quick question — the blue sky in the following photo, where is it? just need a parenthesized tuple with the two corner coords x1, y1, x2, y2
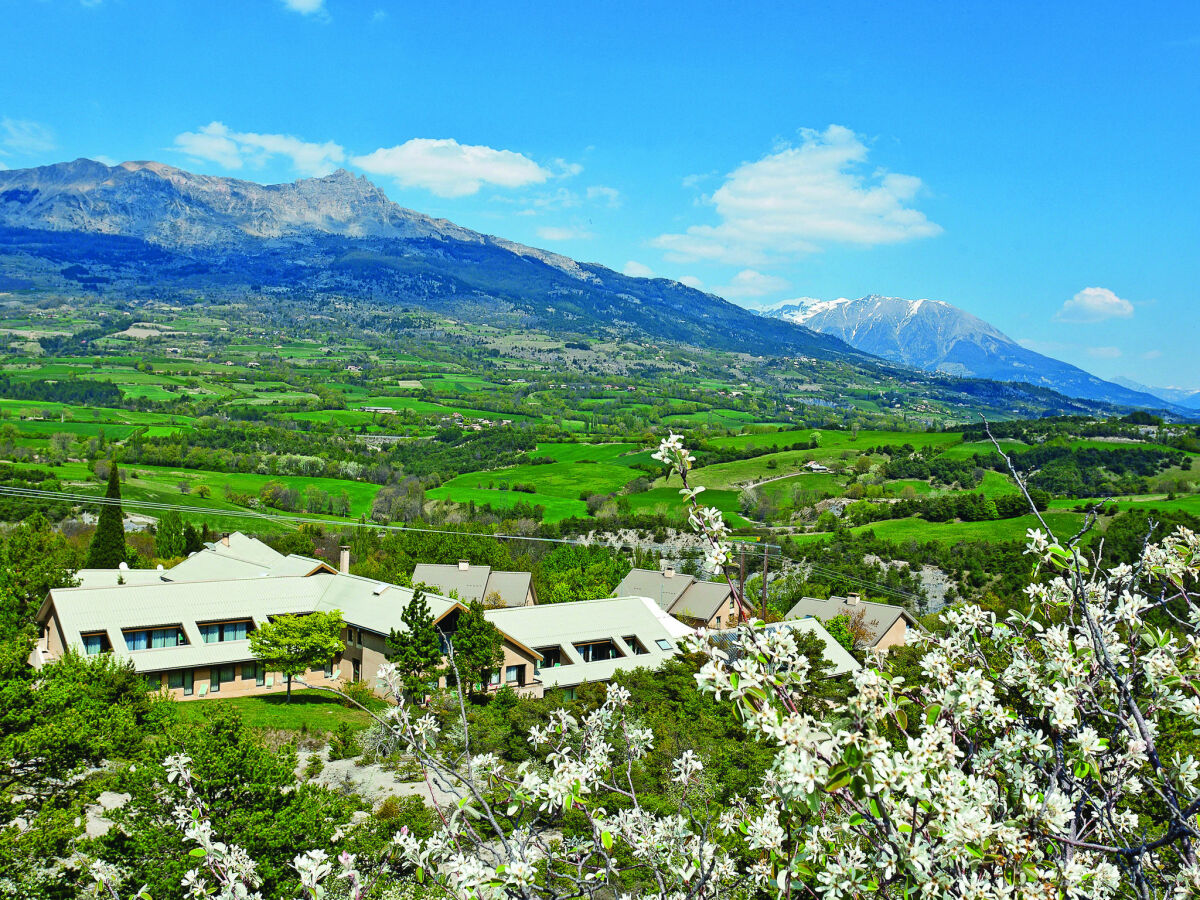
(1, 0, 1198, 389)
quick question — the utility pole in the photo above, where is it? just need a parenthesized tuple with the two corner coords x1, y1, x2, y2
(738, 548, 747, 621)
(761, 546, 769, 620)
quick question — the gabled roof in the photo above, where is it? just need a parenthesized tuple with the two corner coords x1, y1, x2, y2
(783, 596, 918, 647)
(612, 568, 695, 611)
(41, 563, 466, 673)
(411, 563, 533, 608)
(669, 580, 733, 622)
(485, 596, 682, 688)
(612, 568, 733, 622)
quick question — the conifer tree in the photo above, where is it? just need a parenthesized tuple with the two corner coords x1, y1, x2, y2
(385, 589, 444, 699)
(86, 465, 127, 569)
(450, 600, 504, 700)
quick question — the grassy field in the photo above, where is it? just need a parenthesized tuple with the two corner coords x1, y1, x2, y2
(427, 442, 649, 522)
(173, 688, 377, 734)
(707, 429, 963, 453)
(791, 510, 1086, 546)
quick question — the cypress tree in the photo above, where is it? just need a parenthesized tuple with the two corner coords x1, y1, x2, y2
(86, 465, 127, 568)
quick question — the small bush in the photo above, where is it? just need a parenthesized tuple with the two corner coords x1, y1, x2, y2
(340, 679, 377, 709)
(303, 754, 325, 780)
(327, 722, 359, 761)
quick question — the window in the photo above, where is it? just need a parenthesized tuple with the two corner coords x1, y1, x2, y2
(623, 635, 648, 655)
(209, 664, 236, 693)
(143, 673, 162, 691)
(81, 632, 110, 655)
(488, 669, 501, 686)
(242, 663, 265, 686)
(505, 665, 525, 685)
(168, 670, 194, 696)
(573, 639, 622, 663)
(324, 659, 335, 678)
(198, 620, 252, 643)
(352, 658, 360, 681)
(124, 626, 187, 651)
(560, 687, 577, 701)
(534, 646, 568, 675)
(655, 639, 673, 651)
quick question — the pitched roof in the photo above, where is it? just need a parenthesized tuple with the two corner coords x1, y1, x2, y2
(485, 596, 681, 688)
(42, 566, 463, 673)
(707, 618, 860, 677)
(612, 568, 733, 622)
(612, 568, 695, 611)
(783, 596, 917, 646)
(411, 563, 533, 608)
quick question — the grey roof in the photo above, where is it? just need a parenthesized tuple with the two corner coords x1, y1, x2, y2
(204, 532, 288, 567)
(708, 619, 860, 677)
(74, 568, 172, 589)
(411, 563, 533, 608)
(486, 596, 681, 688)
(613, 569, 694, 611)
(611, 568, 733, 622)
(783, 596, 917, 647)
(670, 580, 733, 623)
(43, 567, 461, 674)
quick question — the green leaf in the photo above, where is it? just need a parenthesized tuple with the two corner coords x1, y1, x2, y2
(895, 707, 908, 731)
(925, 703, 941, 726)
(601, 830, 614, 851)
(188, 847, 206, 857)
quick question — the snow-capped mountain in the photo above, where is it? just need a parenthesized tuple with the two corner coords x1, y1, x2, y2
(762, 295, 1173, 409)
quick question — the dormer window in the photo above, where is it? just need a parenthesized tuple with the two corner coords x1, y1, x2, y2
(198, 619, 252, 643)
(124, 626, 188, 651)
(623, 635, 648, 655)
(81, 631, 111, 655)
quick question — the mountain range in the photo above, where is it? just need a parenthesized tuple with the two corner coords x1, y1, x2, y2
(0, 159, 856, 361)
(761, 295, 1177, 410)
(0, 159, 1187, 416)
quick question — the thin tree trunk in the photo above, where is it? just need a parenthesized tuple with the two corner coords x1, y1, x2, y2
(286, 674, 292, 703)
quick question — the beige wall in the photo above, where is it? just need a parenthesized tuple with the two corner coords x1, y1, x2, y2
(873, 617, 908, 652)
(151, 662, 344, 701)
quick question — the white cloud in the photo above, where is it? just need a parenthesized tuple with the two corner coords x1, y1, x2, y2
(623, 261, 655, 278)
(677, 275, 704, 289)
(537, 225, 593, 241)
(653, 124, 941, 264)
(281, 0, 325, 14)
(1087, 346, 1123, 359)
(0, 118, 57, 156)
(713, 268, 790, 299)
(1054, 287, 1135, 323)
(587, 185, 621, 207)
(173, 122, 345, 176)
(92, 154, 118, 166)
(1142, 349, 1163, 360)
(553, 159, 584, 177)
(352, 138, 549, 198)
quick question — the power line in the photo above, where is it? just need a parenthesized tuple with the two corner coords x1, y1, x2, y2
(0, 485, 925, 604)
(0, 483, 780, 555)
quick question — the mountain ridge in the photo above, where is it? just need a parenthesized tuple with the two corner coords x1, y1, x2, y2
(761, 294, 1177, 411)
(0, 158, 859, 361)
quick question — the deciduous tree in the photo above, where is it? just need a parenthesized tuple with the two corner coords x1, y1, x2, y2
(249, 610, 344, 702)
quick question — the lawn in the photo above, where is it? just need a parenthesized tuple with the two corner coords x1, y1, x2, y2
(707, 429, 962, 453)
(173, 688, 378, 734)
(791, 510, 1086, 546)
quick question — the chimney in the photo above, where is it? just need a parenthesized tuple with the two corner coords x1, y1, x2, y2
(220, 533, 230, 548)
(457, 560, 470, 571)
(663, 565, 676, 578)
(847, 593, 861, 605)
(339, 546, 350, 575)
